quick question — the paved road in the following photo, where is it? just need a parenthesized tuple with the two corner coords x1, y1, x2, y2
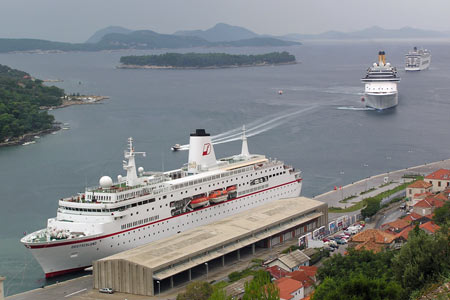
(7, 276, 92, 300)
(317, 158, 450, 220)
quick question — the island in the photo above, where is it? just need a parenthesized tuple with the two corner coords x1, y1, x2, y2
(118, 52, 296, 69)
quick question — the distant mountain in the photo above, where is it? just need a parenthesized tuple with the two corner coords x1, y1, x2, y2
(86, 26, 133, 44)
(97, 30, 211, 49)
(217, 37, 300, 47)
(174, 23, 259, 42)
(283, 26, 450, 41)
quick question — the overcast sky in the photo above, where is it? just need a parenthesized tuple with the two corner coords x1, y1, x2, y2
(2, 0, 450, 42)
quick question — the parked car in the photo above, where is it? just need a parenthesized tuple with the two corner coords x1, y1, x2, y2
(99, 288, 114, 294)
(336, 238, 347, 245)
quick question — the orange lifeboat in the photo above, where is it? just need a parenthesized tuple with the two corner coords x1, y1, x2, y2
(190, 196, 209, 209)
(226, 186, 237, 192)
(209, 190, 228, 204)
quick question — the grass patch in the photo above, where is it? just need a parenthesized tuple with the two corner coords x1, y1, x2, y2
(379, 181, 393, 188)
(228, 267, 258, 282)
(339, 195, 357, 203)
(360, 188, 375, 195)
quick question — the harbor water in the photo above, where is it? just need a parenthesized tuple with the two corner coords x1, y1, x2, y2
(1, 41, 450, 296)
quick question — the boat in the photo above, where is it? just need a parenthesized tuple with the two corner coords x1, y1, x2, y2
(208, 190, 228, 204)
(361, 51, 401, 110)
(22, 141, 36, 146)
(21, 127, 302, 278)
(405, 47, 431, 71)
(171, 144, 181, 151)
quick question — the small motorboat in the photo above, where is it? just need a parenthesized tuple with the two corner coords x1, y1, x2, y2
(278, 90, 283, 95)
(171, 144, 181, 151)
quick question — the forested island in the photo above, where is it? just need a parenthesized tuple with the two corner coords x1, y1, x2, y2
(119, 52, 296, 69)
(0, 64, 64, 145)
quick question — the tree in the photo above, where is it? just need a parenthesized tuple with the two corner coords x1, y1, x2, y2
(208, 287, 231, 300)
(391, 228, 450, 295)
(361, 198, 380, 218)
(177, 281, 213, 300)
(242, 270, 279, 300)
(433, 201, 450, 225)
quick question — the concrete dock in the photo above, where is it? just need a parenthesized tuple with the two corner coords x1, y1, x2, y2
(7, 158, 450, 300)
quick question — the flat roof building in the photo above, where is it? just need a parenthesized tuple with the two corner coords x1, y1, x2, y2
(93, 197, 327, 296)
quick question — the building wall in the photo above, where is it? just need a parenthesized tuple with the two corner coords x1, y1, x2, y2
(426, 179, 450, 192)
(407, 186, 431, 198)
(93, 259, 154, 296)
(413, 206, 432, 216)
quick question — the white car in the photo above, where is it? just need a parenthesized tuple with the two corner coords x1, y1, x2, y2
(99, 288, 114, 294)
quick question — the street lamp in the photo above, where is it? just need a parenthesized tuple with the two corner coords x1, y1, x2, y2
(156, 280, 160, 295)
(205, 262, 209, 280)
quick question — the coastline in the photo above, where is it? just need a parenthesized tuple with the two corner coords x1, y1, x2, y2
(0, 123, 61, 147)
(117, 61, 297, 70)
(39, 95, 109, 110)
(1, 96, 109, 148)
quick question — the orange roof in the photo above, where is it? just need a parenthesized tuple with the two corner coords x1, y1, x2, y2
(276, 277, 303, 300)
(408, 180, 432, 189)
(382, 219, 410, 231)
(350, 229, 396, 244)
(266, 266, 289, 279)
(434, 192, 448, 202)
(415, 197, 444, 208)
(287, 270, 315, 288)
(354, 239, 386, 253)
(420, 221, 441, 234)
(298, 266, 318, 278)
(413, 192, 433, 199)
(425, 169, 450, 180)
(395, 226, 414, 240)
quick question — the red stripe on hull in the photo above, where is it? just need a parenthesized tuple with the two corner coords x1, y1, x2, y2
(28, 178, 302, 249)
(45, 266, 89, 278)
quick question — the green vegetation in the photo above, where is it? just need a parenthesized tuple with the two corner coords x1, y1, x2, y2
(339, 195, 357, 203)
(177, 281, 213, 300)
(313, 227, 450, 300)
(328, 200, 367, 213)
(0, 64, 64, 142)
(433, 201, 450, 226)
(309, 248, 330, 265)
(281, 245, 300, 254)
(242, 270, 279, 300)
(119, 52, 296, 68)
(360, 187, 376, 195)
(228, 267, 256, 283)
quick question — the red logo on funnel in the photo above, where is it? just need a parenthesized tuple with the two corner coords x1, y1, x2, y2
(202, 143, 211, 156)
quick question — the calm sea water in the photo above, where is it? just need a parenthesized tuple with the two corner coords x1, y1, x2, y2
(1, 41, 450, 296)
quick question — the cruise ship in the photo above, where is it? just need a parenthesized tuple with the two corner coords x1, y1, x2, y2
(21, 128, 302, 277)
(361, 51, 401, 110)
(405, 47, 431, 71)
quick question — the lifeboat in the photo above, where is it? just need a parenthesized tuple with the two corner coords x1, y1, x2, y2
(209, 190, 228, 204)
(190, 196, 209, 209)
(226, 186, 237, 192)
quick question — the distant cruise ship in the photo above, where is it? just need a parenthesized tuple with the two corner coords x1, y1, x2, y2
(361, 51, 401, 110)
(21, 128, 302, 277)
(405, 47, 431, 71)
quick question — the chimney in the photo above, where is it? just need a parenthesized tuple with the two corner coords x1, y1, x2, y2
(241, 125, 250, 157)
(187, 129, 217, 174)
(378, 50, 386, 65)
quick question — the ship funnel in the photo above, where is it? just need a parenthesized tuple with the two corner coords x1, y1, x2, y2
(187, 129, 217, 174)
(378, 50, 386, 66)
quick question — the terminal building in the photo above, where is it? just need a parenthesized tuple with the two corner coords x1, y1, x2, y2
(93, 197, 327, 296)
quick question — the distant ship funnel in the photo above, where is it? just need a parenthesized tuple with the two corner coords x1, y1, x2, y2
(188, 129, 217, 174)
(378, 50, 386, 65)
(241, 125, 250, 157)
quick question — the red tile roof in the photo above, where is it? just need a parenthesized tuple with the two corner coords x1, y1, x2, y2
(408, 180, 432, 189)
(412, 192, 433, 199)
(395, 226, 414, 240)
(420, 221, 441, 234)
(298, 266, 318, 278)
(276, 277, 303, 300)
(287, 270, 315, 288)
(434, 192, 448, 202)
(350, 229, 396, 244)
(425, 169, 450, 180)
(354, 239, 386, 253)
(381, 219, 410, 231)
(266, 266, 289, 280)
(414, 196, 443, 208)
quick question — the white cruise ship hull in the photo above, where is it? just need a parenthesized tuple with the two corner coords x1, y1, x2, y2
(365, 92, 398, 110)
(24, 178, 302, 277)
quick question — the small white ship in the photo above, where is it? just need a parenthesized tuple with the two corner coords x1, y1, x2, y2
(361, 51, 400, 110)
(405, 47, 431, 71)
(21, 128, 302, 277)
